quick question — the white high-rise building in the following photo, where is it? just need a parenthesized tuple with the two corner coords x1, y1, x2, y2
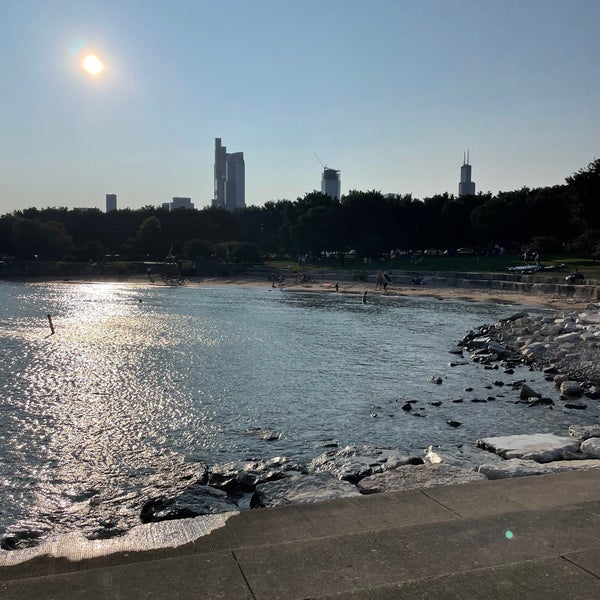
(458, 151, 476, 197)
(321, 168, 341, 200)
(213, 138, 245, 211)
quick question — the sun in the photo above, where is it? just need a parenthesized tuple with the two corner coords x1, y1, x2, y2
(82, 54, 104, 76)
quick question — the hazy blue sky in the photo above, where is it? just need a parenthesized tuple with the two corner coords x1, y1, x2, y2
(1, 0, 599, 213)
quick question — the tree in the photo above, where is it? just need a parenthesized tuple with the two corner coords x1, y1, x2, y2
(136, 216, 164, 257)
(566, 158, 600, 232)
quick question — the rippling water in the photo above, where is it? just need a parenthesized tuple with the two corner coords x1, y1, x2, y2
(0, 281, 595, 547)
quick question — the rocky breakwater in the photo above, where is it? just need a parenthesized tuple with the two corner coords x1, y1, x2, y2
(459, 306, 600, 402)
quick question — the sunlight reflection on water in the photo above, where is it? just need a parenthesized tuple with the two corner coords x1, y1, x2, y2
(0, 281, 597, 546)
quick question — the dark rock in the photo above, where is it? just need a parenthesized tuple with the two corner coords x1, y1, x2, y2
(451, 398, 464, 403)
(564, 402, 587, 410)
(401, 402, 412, 411)
(447, 420, 462, 427)
(527, 397, 555, 407)
(519, 383, 541, 400)
(429, 401, 442, 407)
(585, 386, 600, 400)
(140, 483, 239, 523)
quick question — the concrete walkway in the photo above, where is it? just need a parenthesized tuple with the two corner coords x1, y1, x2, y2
(2, 469, 600, 599)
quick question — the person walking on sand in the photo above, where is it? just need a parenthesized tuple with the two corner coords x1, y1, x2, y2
(335, 282, 339, 293)
(363, 291, 367, 304)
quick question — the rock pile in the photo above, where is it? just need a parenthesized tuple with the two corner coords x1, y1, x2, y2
(459, 307, 600, 393)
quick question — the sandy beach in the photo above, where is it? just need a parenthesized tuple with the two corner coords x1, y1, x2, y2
(188, 275, 591, 312)
(16, 271, 594, 312)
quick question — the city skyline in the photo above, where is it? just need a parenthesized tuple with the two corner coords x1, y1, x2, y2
(1, 1, 599, 214)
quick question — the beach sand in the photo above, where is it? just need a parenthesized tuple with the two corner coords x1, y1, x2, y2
(189, 275, 590, 312)
(21, 273, 592, 311)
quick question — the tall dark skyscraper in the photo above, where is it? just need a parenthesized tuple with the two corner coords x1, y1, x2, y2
(321, 168, 341, 200)
(213, 138, 245, 211)
(106, 193, 117, 212)
(458, 151, 476, 197)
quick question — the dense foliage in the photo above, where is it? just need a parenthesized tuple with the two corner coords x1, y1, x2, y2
(1, 159, 599, 263)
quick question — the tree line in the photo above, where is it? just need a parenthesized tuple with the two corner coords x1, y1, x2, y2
(1, 158, 599, 264)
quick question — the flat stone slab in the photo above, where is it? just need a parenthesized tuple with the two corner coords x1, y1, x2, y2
(478, 459, 555, 479)
(357, 463, 486, 494)
(477, 433, 581, 463)
(252, 474, 360, 508)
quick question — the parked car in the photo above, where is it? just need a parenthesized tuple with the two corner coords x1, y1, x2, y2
(424, 248, 438, 256)
(456, 247, 475, 255)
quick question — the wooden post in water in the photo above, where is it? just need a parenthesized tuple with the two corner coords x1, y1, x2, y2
(47, 314, 55, 335)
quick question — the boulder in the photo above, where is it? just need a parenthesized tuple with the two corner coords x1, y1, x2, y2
(308, 445, 423, 483)
(519, 383, 541, 400)
(488, 340, 509, 356)
(424, 445, 504, 469)
(140, 483, 239, 523)
(560, 381, 584, 397)
(555, 332, 582, 344)
(581, 438, 600, 459)
(208, 457, 301, 492)
(357, 463, 486, 494)
(476, 433, 581, 463)
(251, 473, 360, 508)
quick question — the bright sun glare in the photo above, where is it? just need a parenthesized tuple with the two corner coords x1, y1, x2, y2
(82, 54, 104, 75)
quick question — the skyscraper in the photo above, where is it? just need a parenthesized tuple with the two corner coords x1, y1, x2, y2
(321, 168, 341, 200)
(106, 193, 117, 212)
(213, 138, 245, 211)
(458, 151, 476, 197)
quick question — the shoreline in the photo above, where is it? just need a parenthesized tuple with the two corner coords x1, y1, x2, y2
(8, 273, 593, 311)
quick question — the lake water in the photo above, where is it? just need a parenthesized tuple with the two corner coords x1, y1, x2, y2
(0, 280, 595, 548)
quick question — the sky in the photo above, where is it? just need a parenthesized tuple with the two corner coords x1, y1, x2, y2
(1, 0, 599, 214)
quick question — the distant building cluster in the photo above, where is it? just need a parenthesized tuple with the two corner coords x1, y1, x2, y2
(212, 138, 245, 211)
(162, 197, 195, 211)
(102, 144, 477, 212)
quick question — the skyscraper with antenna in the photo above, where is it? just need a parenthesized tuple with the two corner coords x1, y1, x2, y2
(458, 150, 476, 197)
